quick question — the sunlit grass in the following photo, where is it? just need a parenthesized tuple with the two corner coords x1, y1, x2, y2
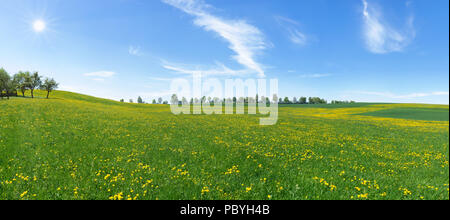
(0, 91, 448, 200)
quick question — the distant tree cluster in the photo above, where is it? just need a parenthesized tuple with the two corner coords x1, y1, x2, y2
(165, 94, 347, 105)
(331, 100, 356, 104)
(122, 94, 355, 106)
(0, 68, 58, 99)
(122, 96, 166, 104)
(277, 97, 327, 104)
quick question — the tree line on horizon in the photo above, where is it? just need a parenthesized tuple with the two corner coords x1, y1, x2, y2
(121, 94, 355, 105)
(0, 68, 58, 99)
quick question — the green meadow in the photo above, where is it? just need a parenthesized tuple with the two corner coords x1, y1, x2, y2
(358, 107, 449, 121)
(0, 91, 448, 200)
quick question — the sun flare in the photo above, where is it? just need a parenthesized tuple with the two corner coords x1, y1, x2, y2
(33, 20, 46, 32)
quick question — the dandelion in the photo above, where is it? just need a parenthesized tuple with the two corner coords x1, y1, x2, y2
(202, 186, 210, 195)
(357, 193, 368, 199)
(20, 191, 28, 198)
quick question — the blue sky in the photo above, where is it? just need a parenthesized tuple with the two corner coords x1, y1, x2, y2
(0, 0, 448, 104)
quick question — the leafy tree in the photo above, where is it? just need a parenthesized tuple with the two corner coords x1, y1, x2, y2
(5, 79, 18, 99)
(158, 97, 163, 104)
(129, 99, 133, 103)
(152, 99, 157, 104)
(299, 97, 307, 104)
(137, 96, 143, 104)
(293, 97, 298, 104)
(40, 78, 58, 99)
(182, 97, 188, 105)
(308, 97, 327, 104)
(120, 99, 124, 102)
(28, 72, 42, 98)
(13, 71, 30, 97)
(171, 94, 178, 105)
(283, 97, 291, 104)
(0, 68, 12, 99)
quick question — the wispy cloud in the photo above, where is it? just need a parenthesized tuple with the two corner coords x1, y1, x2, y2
(275, 16, 309, 46)
(84, 71, 116, 82)
(128, 45, 141, 56)
(162, 0, 268, 77)
(356, 91, 449, 99)
(362, 0, 415, 54)
(162, 61, 250, 77)
(84, 71, 116, 78)
(299, 73, 332, 78)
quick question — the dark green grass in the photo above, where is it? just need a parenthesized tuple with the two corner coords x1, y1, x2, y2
(358, 107, 449, 121)
(279, 103, 390, 109)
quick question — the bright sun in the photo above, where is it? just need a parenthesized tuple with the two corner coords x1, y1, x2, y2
(33, 20, 46, 32)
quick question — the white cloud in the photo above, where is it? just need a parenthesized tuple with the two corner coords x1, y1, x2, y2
(362, 0, 415, 54)
(162, 61, 251, 76)
(128, 46, 141, 56)
(162, 0, 268, 77)
(432, 92, 450, 96)
(84, 71, 116, 78)
(84, 71, 116, 82)
(289, 30, 308, 46)
(356, 91, 449, 99)
(299, 73, 332, 78)
(275, 16, 308, 46)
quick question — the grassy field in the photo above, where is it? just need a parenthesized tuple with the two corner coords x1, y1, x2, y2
(0, 91, 448, 200)
(358, 107, 449, 121)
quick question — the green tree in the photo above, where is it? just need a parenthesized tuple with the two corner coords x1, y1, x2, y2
(13, 71, 30, 97)
(152, 99, 157, 104)
(5, 78, 18, 99)
(299, 97, 307, 104)
(182, 97, 188, 105)
(40, 78, 58, 99)
(272, 94, 278, 104)
(171, 94, 178, 105)
(0, 68, 11, 99)
(137, 96, 143, 104)
(28, 72, 42, 98)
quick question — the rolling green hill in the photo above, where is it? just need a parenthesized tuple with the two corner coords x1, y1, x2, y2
(0, 91, 448, 200)
(358, 107, 449, 121)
